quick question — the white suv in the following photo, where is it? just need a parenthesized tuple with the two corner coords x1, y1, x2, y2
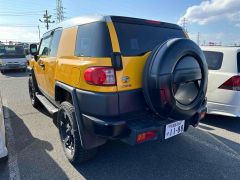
(201, 46, 240, 117)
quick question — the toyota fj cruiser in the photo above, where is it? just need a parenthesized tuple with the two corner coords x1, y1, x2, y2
(28, 15, 208, 164)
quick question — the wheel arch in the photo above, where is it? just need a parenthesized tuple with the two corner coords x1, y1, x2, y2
(55, 81, 107, 149)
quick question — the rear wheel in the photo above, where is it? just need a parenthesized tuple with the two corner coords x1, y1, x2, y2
(58, 101, 98, 164)
(28, 76, 42, 108)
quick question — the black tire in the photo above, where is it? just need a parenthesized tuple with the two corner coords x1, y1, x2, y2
(28, 75, 42, 108)
(143, 38, 208, 120)
(58, 101, 98, 164)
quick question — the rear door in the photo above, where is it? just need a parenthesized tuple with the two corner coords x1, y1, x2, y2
(110, 17, 186, 92)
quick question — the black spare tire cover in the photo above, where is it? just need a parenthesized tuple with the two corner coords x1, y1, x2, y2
(143, 38, 208, 120)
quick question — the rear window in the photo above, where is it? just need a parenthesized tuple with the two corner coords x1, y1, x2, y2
(203, 51, 223, 70)
(75, 22, 112, 57)
(114, 22, 186, 56)
(237, 52, 240, 73)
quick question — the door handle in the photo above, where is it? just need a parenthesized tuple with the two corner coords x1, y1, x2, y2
(39, 63, 45, 68)
(38, 60, 45, 69)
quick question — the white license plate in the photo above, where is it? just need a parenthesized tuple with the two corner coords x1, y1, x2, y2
(165, 120, 185, 139)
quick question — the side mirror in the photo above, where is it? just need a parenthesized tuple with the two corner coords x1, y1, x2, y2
(29, 44, 38, 61)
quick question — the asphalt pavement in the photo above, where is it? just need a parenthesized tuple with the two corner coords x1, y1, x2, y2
(0, 71, 240, 180)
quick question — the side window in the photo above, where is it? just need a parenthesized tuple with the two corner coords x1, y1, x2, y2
(203, 51, 223, 70)
(38, 36, 52, 56)
(49, 29, 62, 57)
(75, 22, 112, 57)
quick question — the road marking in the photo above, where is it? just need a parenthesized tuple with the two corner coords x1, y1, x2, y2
(184, 131, 240, 161)
(2, 99, 21, 180)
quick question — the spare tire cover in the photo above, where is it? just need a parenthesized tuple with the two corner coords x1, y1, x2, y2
(143, 38, 208, 120)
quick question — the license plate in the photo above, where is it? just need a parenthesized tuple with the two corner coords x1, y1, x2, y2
(165, 120, 185, 139)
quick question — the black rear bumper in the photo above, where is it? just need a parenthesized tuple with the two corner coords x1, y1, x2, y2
(82, 105, 207, 145)
(73, 87, 207, 147)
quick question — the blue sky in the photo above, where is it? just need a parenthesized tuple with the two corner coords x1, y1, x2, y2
(0, 0, 239, 45)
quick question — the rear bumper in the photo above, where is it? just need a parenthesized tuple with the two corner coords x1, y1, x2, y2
(82, 106, 206, 145)
(207, 101, 240, 117)
(73, 87, 207, 147)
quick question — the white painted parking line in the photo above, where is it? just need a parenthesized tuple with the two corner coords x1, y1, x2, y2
(3, 99, 20, 180)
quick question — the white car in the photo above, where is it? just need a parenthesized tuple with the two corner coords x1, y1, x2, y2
(201, 46, 240, 117)
(0, 45, 27, 73)
(0, 95, 7, 159)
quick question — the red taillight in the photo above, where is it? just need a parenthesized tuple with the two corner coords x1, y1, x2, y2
(84, 67, 116, 86)
(136, 131, 157, 144)
(219, 75, 240, 91)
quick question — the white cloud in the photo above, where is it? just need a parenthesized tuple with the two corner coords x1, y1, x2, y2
(178, 0, 240, 25)
(0, 26, 41, 43)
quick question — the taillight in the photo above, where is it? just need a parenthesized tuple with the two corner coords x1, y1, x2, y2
(219, 75, 240, 91)
(136, 131, 157, 144)
(84, 67, 116, 86)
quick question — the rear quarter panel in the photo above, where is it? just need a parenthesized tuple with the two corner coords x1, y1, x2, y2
(55, 26, 117, 93)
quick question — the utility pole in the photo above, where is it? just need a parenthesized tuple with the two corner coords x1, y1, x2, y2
(37, 25, 41, 41)
(39, 10, 55, 30)
(56, 0, 65, 23)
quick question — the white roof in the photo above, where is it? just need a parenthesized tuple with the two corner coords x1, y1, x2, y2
(201, 46, 240, 53)
(57, 15, 106, 29)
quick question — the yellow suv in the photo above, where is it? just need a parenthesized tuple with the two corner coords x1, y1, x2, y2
(28, 15, 208, 164)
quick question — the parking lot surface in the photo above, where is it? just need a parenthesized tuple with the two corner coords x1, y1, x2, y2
(0, 71, 240, 180)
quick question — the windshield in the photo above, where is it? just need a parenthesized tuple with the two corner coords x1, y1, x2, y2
(0, 45, 25, 58)
(114, 22, 186, 56)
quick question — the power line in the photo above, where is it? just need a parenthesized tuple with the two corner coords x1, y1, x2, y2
(0, 24, 44, 27)
(0, 11, 44, 13)
(0, 13, 43, 16)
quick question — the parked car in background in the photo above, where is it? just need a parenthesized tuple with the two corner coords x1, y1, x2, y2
(201, 46, 240, 117)
(0, 45, 27, 73)
(0, 94, 7, 159)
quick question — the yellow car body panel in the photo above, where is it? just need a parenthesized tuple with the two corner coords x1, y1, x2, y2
(115, 53, 151, 91)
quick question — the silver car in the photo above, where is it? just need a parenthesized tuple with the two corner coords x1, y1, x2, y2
(0, 45, 27, 73)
